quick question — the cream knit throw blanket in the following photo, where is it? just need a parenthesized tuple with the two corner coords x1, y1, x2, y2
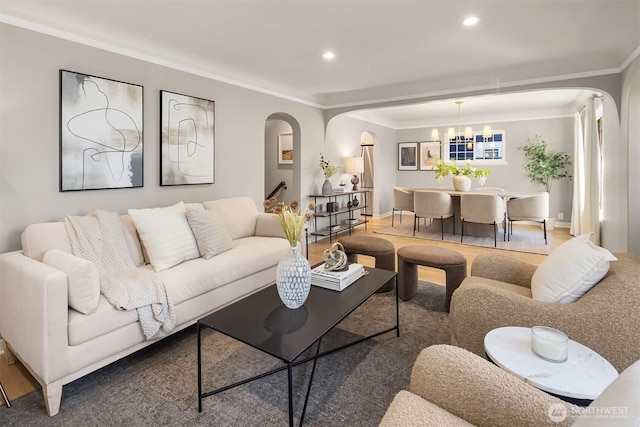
(64, 210, 176, 340)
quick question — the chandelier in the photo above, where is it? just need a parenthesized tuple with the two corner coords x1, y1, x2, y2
(431, 100, 492, 150)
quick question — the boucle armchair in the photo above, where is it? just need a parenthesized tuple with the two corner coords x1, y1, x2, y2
(380, 344, 640, 426)
(450, 252, 640, 372)
(380, 345, 579, 427)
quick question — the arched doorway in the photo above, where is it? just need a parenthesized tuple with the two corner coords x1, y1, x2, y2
(264, 113, 301, 203)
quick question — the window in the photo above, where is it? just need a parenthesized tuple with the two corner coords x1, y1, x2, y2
(446, 130, 506, 164)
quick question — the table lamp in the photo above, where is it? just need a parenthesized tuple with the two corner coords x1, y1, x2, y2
(346, 156, 364, 191)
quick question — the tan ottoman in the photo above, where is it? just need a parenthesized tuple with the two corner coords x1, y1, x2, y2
(397, 245, 467, 311)
(338, 236, 395, 292)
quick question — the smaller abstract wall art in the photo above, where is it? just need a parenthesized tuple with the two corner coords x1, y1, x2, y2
(160, 90, 215, 185)
(278, 133, 293, 164)
(60, 70, 144, 191)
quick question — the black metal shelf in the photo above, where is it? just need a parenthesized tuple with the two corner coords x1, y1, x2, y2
(308, 190, 370, 243)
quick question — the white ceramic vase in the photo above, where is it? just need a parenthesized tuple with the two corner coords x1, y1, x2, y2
(276, 247, 311, 309)
(453, 175, 472, 192)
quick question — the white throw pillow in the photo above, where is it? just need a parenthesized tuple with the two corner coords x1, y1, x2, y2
(531, 233, 617, 303)
(128, 201, 200, 272)
(43, 249, 100, 314)
(186, 209, 232, 259)
(203, 197, 258, 240)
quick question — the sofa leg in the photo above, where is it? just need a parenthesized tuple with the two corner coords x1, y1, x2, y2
(44, 380, 63, 416)
(3, 342, 16, 365)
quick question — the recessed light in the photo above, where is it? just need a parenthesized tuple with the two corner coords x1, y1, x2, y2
(463, 16, 479, 26)
(323, 51, 335, 60)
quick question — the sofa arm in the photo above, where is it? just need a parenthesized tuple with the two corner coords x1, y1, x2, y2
(470, 253, 537, 288)
(410, 345, 578, 427)
(0, 251, 69, 384)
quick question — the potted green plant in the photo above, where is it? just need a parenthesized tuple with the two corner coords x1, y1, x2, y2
(518, 135, 572, 229)
(518, 135, 572, 193)
(432, 159, 490, 191)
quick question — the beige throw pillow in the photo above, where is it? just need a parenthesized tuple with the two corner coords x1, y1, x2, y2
(43, 249, 100, 314)
(186, 209, 233, 259)
(531, 233, 617, 303)
(128, 201, 199, 272)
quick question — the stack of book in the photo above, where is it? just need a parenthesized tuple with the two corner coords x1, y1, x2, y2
(311, 263, 366, 291)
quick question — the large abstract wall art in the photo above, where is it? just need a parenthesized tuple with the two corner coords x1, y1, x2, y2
(59, 70, 144, 191)
(160, 90, 215, 185)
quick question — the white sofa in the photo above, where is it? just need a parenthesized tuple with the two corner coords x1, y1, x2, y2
(0, 197, 296, 416)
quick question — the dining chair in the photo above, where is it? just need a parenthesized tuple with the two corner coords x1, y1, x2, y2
(392, 187, 415, 227)
(506, 192, 549, 244)
(413, 191, 455, 239)
(460, 193, 506, 247)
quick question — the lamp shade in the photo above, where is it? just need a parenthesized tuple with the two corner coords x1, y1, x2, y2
(483, 125, 492, 138)
(447, 128, 455, 139)
(464, 127, 473, 139)
(346, 156, 364, 174)
(431, 129, 440, 141)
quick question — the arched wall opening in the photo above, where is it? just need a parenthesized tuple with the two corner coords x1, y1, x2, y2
(324, 86, 627, 250)
(264, 113, 301, 204)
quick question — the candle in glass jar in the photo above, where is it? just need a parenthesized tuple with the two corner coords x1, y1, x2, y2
(531, 326, 568, 362)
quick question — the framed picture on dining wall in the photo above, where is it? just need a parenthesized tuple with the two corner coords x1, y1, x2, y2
(59, 70, 143, 191)
(160, 90, 215, 186)
(398, 142, 418, 170)
(419, 141, 441, 170)
(278, 133, 293, 164)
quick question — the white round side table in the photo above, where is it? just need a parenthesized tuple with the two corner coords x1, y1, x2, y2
(484, 326, 618, 402)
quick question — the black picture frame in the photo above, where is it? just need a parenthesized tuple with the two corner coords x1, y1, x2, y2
(160, 90, 215, 186)
(398, 142, 418, 170)
(59, 70, 144, 191)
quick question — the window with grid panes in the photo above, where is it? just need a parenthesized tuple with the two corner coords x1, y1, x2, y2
(446, 131, 505, 162)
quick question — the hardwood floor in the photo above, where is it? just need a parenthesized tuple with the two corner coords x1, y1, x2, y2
(0, 216, 572, 406)
(308, 214, 571, 284)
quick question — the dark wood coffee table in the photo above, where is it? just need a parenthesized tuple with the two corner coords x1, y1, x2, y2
(197, 267, 398, 426)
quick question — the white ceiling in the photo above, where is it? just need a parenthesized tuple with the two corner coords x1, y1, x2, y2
(1, 0, 638, 124)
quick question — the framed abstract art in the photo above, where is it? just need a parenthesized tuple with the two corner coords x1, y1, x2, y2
(160, 90, 215, 185)
(278, 133, 293, 164)
(419, 141, 441, 170)
(59, 70, 144, 191)
(398, 142, 418, 170)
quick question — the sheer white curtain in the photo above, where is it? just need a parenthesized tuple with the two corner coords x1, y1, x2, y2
(570, 97, 601, 244)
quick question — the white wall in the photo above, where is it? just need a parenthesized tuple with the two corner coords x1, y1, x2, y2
(396, 117, 574, 222)
(324, 115, 396, 217)
(0, 23, 325, 253)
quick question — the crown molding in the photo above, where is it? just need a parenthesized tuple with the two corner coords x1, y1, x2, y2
(0, 14, 324, 109)
(1, 13, 634, 112)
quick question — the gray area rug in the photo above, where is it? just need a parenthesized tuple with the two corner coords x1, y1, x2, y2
(1, 282, 449, 426)
(375, 221, 554, 255)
